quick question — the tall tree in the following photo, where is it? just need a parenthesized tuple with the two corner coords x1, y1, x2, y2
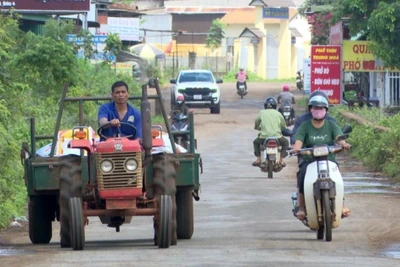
(206, 19, 226, 52)
(330, 0, 400, 68)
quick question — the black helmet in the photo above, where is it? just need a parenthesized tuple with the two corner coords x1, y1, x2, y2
(308, 91, 329, 111)
(264, 97, 277, 109)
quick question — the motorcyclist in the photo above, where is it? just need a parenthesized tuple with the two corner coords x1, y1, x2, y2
(252, 97, 289, 167)
(291, 90, 336, 145)
(291, 95, 351, 221)
(296, 71, 303, 90)
(235, 67, 248, 92)
(170, 95, 189, 118)
(277, 85, 296, 120)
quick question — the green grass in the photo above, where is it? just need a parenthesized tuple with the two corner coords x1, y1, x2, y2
(296, 96, 309, 109)
(152, 115, 165, 124)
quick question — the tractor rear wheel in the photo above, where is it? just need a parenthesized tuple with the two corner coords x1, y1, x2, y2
(152, 154, 177, 247)
(28, 196, 52, 244)
(176, 187, 194, 239)
(70, 197, 85, 250)
(59, 155, 83, 248)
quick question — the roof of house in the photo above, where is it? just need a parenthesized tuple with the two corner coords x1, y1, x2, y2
(220, 7, 298, 24)
(165, 6, 254, 14)
(165, 0, 296, 7)
(239, 27, 266, 38)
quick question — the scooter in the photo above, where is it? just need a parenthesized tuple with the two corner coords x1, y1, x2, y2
(237, 80, 247, 99)
(290, 126, 352, 242)
(281, 105, 295, 126)
(259, 129, 292, 179)
(171, 112, 189, 149)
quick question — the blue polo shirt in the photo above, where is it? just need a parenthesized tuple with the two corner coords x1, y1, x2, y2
(98, 102, 142, 140)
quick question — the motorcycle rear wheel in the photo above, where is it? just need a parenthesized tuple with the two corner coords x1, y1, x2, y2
(267, 160, 273, 178)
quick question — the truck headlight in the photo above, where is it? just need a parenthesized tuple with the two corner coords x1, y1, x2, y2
(125, 158, 138, 171)
(100, 160, 113, 173)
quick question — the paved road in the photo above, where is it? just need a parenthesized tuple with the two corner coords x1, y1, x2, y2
(1, 82, 399, 266)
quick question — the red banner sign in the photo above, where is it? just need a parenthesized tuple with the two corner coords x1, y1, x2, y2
(0, 0, 89, 11)
(311, 45, 341, 105)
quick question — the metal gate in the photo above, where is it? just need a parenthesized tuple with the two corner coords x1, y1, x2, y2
(387, 72, 400, 106)
(266, 34, 279, 79)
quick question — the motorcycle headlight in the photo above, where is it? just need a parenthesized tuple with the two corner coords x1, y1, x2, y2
(313, 146, 329, 157)
(100, 160, 113, 173)
(125, 158, 138, 171)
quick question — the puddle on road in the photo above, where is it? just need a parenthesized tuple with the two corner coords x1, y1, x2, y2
(0, 247, 33, 256)
(343, 171, 399, 194)
(381, 243, 400, 259)
(340, 157, 400, 194)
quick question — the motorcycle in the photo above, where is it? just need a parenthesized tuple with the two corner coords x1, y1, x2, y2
(296, 71, 303, 91)
(281, 105, 295, 126)
(171, 112, 189, 149)
(258, 128, 292, 179)
(290, 126, 352, 242)
(237, 80, 247, 99)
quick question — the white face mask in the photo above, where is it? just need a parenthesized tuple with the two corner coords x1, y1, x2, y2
(311, 107, 326, 120)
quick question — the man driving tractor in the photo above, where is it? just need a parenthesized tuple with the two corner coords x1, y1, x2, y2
(98, 81, 142, 141)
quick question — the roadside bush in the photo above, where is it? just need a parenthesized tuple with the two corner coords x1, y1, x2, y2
(0, 15, 144, 228)
(330, 105, 400, 179)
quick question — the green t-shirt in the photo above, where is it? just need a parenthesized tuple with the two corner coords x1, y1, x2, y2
(294, 120, 343, 162)
(255, 109, 286, 139)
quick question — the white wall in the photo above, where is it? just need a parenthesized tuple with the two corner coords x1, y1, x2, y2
(289, 14, 311, 71)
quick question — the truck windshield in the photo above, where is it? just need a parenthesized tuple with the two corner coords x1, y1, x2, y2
(178, 72, 214, 83)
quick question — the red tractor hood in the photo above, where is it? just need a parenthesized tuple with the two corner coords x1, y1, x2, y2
(96, 138, 141, 153)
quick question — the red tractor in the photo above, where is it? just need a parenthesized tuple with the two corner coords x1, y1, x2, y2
(22, 79, 201, 251)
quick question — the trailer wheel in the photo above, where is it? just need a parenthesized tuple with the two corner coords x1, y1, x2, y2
(28, 196, 52, 244)
(70, 197, 85, 250)
(176, 187, 194, 239)
(59, 155, 82, 248)
(152, 154, 177, 247)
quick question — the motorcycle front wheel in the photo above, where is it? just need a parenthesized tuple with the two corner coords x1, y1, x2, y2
(322, 190, 332, 242)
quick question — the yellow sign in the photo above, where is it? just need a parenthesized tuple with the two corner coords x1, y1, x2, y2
(114, 62, 133, 75)
(342, 40, 399, 72)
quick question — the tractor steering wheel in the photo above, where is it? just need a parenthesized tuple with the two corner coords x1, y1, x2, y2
(97, 122, 137, 140)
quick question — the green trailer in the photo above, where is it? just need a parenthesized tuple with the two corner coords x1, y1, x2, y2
(21, 79, 202, 250)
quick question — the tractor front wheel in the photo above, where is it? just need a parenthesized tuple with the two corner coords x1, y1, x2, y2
(152, 154, 177, 247)
(157, 195, 173, 248)
(70, 197, 85, 250)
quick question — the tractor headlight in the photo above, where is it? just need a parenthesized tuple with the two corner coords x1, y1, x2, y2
(125, 158, 138, 171)
(100, 160, 113, 173)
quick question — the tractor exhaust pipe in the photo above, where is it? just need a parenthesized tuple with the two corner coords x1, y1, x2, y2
(141, 84, 152, 165)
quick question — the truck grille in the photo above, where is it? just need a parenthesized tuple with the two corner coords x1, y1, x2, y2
(184, 88, 212, 96)
(96, 152, 143, 190)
